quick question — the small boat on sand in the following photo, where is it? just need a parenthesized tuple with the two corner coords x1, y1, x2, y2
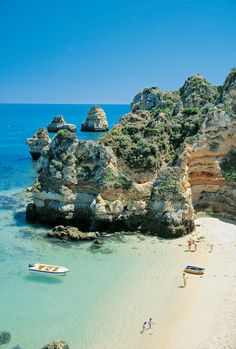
(28, 263, 69, 275)
(184, 265, 205, 275)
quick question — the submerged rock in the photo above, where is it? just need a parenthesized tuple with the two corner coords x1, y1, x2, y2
(0, 331, 11, 345)
(42, 341, 69, 349)
(89, 238, 104, 250)
(26, 128, 51, 160)
(47, 225, 100, 241)
(47, 115, 76, 133)
(81, 105, 108, 131)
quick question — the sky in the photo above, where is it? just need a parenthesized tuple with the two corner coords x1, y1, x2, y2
(0, 0, 235, 104)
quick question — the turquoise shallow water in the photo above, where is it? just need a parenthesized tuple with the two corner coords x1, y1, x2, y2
(0, 104, 131, 348)
(0, 104, 186, 349)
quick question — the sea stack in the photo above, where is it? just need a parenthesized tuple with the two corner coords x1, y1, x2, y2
(47, 115, 76, 133)
(26, 128, 51, 160)
(81, 105, 109, 131)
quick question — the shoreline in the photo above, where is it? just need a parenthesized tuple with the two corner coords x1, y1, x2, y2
(86, 216, 236, 349)
(2, 189, 236, 348)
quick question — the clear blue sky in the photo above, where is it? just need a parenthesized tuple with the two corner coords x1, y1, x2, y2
(0, 0, 235, 104)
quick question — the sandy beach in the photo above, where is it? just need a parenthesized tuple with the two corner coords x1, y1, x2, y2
(88, 216, 236, 349)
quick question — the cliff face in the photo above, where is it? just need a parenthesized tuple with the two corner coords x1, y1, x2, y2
(185, 70, 236, 216)
(27, 69, 236, 237)
(81, 105, 109, 132)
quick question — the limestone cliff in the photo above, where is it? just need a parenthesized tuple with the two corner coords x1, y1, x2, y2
(26, 128, 51, 160)
(81, 105, 108, 131)
(26, 69, 236, 237)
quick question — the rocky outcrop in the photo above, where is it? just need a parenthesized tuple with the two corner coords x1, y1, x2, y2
(47, 225, 100, 240)
(141, 168, 194, 237)
(42, 341, 69, 349)
(27, 69, 236, 237)
(47, 115, 76, 133)
(81, 105, 108, 131)
(26, 128, 51, 160)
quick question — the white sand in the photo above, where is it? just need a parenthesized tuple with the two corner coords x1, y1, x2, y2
(89, 216, 236, 349)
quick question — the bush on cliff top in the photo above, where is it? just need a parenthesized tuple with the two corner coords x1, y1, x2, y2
(57, 129, 75, 141)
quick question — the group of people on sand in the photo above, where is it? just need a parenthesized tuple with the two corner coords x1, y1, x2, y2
(187, 238, 197, 252)
(141, 317, 152, 334)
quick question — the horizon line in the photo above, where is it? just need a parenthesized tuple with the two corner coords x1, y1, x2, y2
(0, 102, 130, 106)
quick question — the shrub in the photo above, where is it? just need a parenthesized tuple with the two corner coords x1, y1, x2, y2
(57, 129, 75, 141)
(184, 107, 199, 115)
(220, 149, 236, 181)
(103, 168, 132, 189)
(122, 125, 142, 136)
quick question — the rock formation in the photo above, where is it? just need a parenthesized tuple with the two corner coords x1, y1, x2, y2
(47, 225, 100, 240)
(81, 105, 108, 131)
(27, 69, 236, 237)
(26, 128, 51, 160)
(47, 115, 76, 133)
(42, 341, 69, 349)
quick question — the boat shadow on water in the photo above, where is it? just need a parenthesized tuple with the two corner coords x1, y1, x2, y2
(24, 274, 64, 284)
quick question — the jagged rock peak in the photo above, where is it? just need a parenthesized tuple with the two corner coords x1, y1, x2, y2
(26, 128, 51, 160)
(131, 87, 167, 112)
(47, 115, 76, 133)
(81, 105, 109, 132)
(179, 74, 218, 108)
(221, 67, 236, 110)
(131, 86, 183, 117)
(223, 67, 236, 90)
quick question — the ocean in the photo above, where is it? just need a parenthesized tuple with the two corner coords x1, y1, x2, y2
(0, 104, 186, 349)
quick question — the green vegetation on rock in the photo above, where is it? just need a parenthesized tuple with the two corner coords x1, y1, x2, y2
(220, 149, 236, 181)
(152, 168, 185, 201)
(57, 129, 76, 141)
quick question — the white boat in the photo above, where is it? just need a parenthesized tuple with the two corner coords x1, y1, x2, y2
(28, 263, 69, 275)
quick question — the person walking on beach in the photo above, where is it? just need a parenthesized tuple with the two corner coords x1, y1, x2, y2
(182, 272, 187, 288)
(141, 321, 147, 334)
(147, 318, 152, 330)
(187, 238, 192, 251)
(193, 240, 197, 252)
(209, 243, 214, 253)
